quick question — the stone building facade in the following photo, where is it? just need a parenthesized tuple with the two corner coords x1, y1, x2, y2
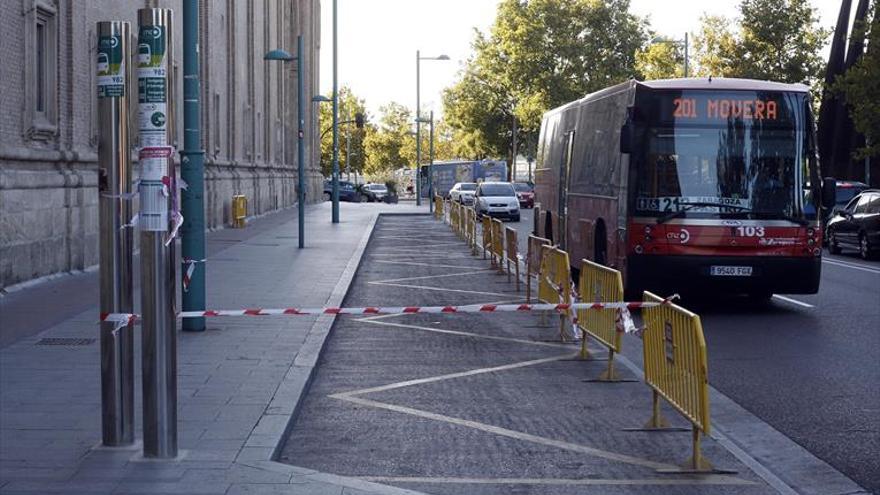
(0, 0, 323, 289)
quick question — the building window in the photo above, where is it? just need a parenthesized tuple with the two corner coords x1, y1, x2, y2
(35, 22, 46, 113)
(214, 92, 221, 158)
(24, 1, 58, 142)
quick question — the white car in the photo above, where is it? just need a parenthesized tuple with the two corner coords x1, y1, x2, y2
(474, 182, 520, 222)
(449, 182, 477, 205)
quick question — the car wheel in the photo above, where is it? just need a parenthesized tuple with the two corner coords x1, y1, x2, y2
(829, 231, 841, 254)
(512, 214, 520, 222)
(323, 192, 331, 201)
(359, 195, 367, 203)
(859, 233, 874, 260)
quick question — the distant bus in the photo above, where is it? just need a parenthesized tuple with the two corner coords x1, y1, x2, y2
(420, 159, 507, 199)
(534, 78, 833, 298)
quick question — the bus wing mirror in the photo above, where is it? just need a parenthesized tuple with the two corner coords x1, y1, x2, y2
(619, 123, 633, 154)
(821, 177, 836, 210)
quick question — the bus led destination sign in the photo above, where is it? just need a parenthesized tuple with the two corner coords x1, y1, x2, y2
(673, 97, 778, 121)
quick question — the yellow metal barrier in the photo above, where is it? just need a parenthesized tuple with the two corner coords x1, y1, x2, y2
(466, 207, 478, 254)
(525, 235, 551, 302)
(481, 216, 492, 260)
(490, 218, 504, 269)
(232, 194, 247, 228)
(504, 227, 520, 290)
(434, 197, 444, 220)
(537, 245, 572, 342)
(577, 260, 628, 379)
(456, 204, 467, 239)
(450, 202, 461, 235)
(641, 291, 716, 473)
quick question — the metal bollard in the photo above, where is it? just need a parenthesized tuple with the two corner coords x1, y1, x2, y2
(97, 20, 135, 447)
(138, 7, 178, 459)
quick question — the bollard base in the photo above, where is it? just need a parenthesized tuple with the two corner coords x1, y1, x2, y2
(129, 450, 189, 463)
(91, 440, 142, 452)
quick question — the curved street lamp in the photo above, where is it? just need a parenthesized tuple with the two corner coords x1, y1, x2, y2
(416, 51, 450, 209)
(264, 40, 305, 248)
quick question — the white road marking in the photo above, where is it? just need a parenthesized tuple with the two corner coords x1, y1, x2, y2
(333, 355, 571, 398)
(822, 257, 880, 275)
(370, 282, 511, 297)
(369, 268, 493, 284)
(368, 252, 475, 258)
(333, 395, 677, 471)
(371, 242, 463, 252)
(360, 476, 754, 486)
(355, 318, 575, 350)
(372, 260, 480, 269)
(771, 295, 814, 309)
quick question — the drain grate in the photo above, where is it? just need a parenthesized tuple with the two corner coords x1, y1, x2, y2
(36, 338, 95, 346)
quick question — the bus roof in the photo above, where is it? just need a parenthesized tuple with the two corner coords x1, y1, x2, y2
(544, 77, 809, 117)
(639, 77, 810, 93)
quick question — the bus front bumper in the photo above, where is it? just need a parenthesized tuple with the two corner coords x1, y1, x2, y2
(626, 254, 821, 295)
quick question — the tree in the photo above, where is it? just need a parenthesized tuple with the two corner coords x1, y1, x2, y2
(833, 9, 879, 159)
(443, 0, 649, 163)
(317, 86, 368, 177)
(363, 102, 413, 176)
(635, 39, 686, 80)
(692, 0, 829, 86)
(691, 15, 741, 77)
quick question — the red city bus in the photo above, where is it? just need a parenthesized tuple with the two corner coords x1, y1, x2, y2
(534, 78, 835, 299)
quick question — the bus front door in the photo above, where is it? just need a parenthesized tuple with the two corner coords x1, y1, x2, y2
(557, 131, 575, 250)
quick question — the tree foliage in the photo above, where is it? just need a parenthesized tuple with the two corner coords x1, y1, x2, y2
(318, 86, 368, 177)
(833, 8, 879, 158)
(362, 103, 458, 178)
(692, 0, 829, 86)
(443, 0, 649, 161)
(635, 38, 686, 80)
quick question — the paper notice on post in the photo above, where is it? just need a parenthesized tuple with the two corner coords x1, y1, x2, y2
(138, 146, 173, 231)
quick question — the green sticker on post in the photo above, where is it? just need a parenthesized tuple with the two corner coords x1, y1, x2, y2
(97, 35, 124, 98)
(137, 25, 168, 146)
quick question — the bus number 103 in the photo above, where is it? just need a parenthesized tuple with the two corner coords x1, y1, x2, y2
(673, 98, 697, 118)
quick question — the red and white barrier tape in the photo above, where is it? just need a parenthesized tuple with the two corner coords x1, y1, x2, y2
(99, 300, 673, 332)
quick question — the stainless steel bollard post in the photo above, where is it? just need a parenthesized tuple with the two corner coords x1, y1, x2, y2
(137, 8, 178, 459)
(97, 21, 135, 447)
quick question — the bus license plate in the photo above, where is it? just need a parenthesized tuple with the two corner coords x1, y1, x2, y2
(710, 266, 753, 277)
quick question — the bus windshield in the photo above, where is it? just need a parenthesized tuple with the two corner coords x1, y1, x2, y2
(632, 90, 811, 219)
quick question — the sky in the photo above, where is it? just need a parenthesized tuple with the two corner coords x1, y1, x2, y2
(319, 0, 852, 120)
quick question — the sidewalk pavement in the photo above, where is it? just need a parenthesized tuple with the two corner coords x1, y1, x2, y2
(0, 201, 432, 495)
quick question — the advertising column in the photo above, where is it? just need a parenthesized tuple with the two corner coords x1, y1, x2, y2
(97, 20, 134, 447)
(137, 8, 178, 459)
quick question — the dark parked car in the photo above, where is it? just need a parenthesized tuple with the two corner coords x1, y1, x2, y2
(807, 180, 869, 224)
(361, 183, 389, 202)
(512, 182, 534, 208)
(323, 180, 364, 202)
(826, 189, 880, 260)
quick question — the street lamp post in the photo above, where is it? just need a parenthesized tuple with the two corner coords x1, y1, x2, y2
(264, 37, 305, 249)
(416, 112, 435, 210)
(332, 0, 340, 223)
(415, 51, 449, 207)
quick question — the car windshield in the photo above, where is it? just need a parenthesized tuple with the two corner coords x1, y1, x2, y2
(460, 183, 477, 191)
(513, 183, 532, 192)
(836, 187, 863, 206)
(479, 183, 515, 196)
(369, 185, 386, 191)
